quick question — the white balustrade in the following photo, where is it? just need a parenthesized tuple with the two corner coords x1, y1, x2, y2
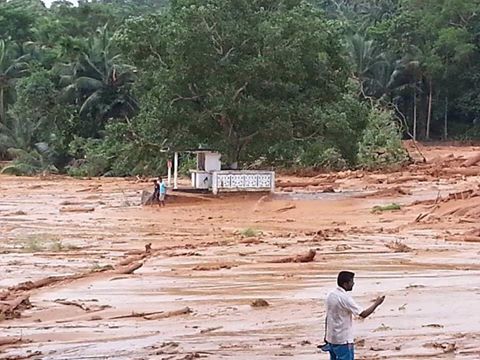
(212, 171, 275, 195)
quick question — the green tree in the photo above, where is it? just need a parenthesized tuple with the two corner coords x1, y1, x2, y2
(0, 40, 29, 126)
(117, 0, 351, 164)
(60, 25, 138, 138)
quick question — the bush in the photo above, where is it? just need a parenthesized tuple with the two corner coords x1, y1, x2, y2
(1, 146, 58, 176)
(300, 144, 347, 170)
(357, 107, 409, 169)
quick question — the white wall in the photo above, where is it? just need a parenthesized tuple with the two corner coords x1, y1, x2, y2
(205, 152, 221, 172)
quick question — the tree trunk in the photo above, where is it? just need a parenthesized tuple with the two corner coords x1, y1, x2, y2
(426, 79, 433, 140)
(413, 86, 417, 141)
(444, 95, 448, 140)
(0, 87, 5, 125)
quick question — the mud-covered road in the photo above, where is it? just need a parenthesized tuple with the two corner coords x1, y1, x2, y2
(1, 143, 479, 359)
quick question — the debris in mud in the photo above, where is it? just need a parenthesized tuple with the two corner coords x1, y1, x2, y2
(110, 307, 192, 320)
(268, 249, 316, 263)
(424, 342, 457, 353)
(386, 175, 429, 184)
(192, 263, 234, 271)
(59, 206, 95, 213)
(275, 203, 296, 213)
(118, 254, 148, 266)
(145, 307, 192, 320)
(77, 185, 101, 192)
(253, 194, 270, 212)
(4, 211, 27, 216)
(239, 237, 263, 245)
(373, 323, 392, 332)
(180, 353, 205, 360)
(200, 326, 223, 333)
(356, 187, 411, 198)
(115, 261, 143, 274)
(422, 323, 444, 328)
(53, 299, 111, 312)
(251, 299, 270, 307)
(0, 337, 28, 346)
(1, 351, 42, 360)
(385, 241, 413, 253)
(371, 203, 401, 213)
(335, 244, 352, 251)
(0, 295, 31, 320)
(322, 186, 335, 193)
(462, 152, 480, 167)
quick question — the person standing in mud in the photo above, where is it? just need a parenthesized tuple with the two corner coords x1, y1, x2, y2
(158, 177, 167, 207)
(322, 271, 385, 360)
(152, 179, 160, 205)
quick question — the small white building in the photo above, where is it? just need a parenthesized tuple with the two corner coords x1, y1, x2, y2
(190, 150, 221, 189)
(171, 150, 275, 195)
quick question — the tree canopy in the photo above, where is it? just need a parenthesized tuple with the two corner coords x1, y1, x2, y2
(1, 0, 480, 176)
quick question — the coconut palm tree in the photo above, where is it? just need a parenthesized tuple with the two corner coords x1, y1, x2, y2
(346, 34, 389, 97)
(58, 25, 138, 137)
(0, 40, 29, 125)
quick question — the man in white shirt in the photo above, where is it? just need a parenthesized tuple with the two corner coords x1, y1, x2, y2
(324, 271, 385, 360)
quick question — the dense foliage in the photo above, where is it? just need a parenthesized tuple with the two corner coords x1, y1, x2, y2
(1, 0, 479, 176)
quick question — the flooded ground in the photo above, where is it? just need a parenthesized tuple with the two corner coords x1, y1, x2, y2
(0, 143, 479, 359)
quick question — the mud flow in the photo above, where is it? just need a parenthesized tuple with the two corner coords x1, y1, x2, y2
(0, 143, 479, 359)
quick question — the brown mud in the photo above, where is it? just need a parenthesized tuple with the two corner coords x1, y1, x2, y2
(0, 143, 479, 359)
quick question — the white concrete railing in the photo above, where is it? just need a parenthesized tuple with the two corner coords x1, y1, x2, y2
(211, 170, 275, 195)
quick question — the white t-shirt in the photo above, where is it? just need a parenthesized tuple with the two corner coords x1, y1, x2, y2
(325, 287, 363, 344)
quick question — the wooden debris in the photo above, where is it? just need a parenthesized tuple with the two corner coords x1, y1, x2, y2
(54, 300, 90, 311)
(59, 206, 95, 213)
(145, 307, 192, 320)
(0, 337, 24, 347)
(462, 153, 480, 167)
(385, 241, 412, 253)
(251, 299, 269, 307)
(192, 263, 233, 271)
(275, 204, 296, 213)
(0, 296, 31, 320)
(115, 262, 143, 275)
(269, 249, 316, 263)
(200, 326, 223, 334)
(111, 307, 192, 320)
(386, 176, 428, 184)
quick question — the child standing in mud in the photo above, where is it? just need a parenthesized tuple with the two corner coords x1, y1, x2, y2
(321, 271, 385, 360)
(158, 177, 166, 207)
(152, 179, 160, 205)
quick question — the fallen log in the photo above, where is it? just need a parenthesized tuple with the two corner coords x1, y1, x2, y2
(1, 351, 42, 360)
(441, 168, 480, 177)
(386, 176, 428, 184)
(110, 307, 192, 320)
(118, 254, 147, 266)
(275, 204, 296, 213)
(59, 206, 95, 213)
(115, 262, 143, 275)
(268, 249, 316, 263)
(54, 300, 89, 311)
(0, 337, 24, 347)
(200, 326, 223, 334)
(462, 153, 480, 167)
(145, 307, 192, 320)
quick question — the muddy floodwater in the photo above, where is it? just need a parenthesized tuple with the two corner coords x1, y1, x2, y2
(1, 144, 480, 359)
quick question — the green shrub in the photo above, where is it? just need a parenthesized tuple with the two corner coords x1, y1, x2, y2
(371, 203, 401, 213)
(239, 228, 261, 238)
(300, 144, 347, 170)
(1, 147, 58, 176)
(357, 107, 409, 169)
